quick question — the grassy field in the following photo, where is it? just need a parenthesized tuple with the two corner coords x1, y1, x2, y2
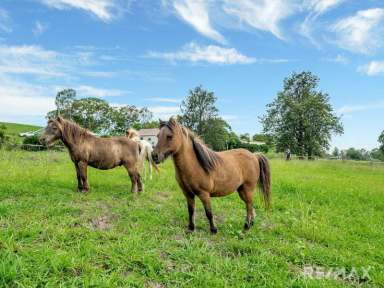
(0, 122, 41, 144)
(0, 150, 383, 287)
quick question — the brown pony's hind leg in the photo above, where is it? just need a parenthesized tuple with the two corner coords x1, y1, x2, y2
(198, 192, 217, 234)
(238, 184, 255, 230)
(125, 165, 143, 193)
(78, 161, 89, 193)
(75, 163, 83, 192)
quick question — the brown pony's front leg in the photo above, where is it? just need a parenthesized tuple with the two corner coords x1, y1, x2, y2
(185, 193, 195, 231)
(78, 161, 89, 193)
(198, 192, 217, 234)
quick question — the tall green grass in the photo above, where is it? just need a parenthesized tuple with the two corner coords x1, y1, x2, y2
(0, 150, 383, 287)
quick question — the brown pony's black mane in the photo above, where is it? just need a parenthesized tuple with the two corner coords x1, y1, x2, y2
(160, 120, 221, 173)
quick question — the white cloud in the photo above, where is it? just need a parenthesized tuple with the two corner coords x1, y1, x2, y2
(221, 114, 238, 121)
(304, 0, 344, 14)
(146, 97, 182, 103)
(0, 8, 11, 33)
(146, 42, 255, 64)
(0, 76, 55, 124)
(331, 8, 384, 54)
(337, 101, 384, 116)
(222, 0, 297, 40)
(323, 54, 348, 64)
(170, 0, 225, 43)
(0, 45, 63, 76)
(300, 0, 345, 45)
(0, 44, 128, 79)
(38, 0, 126, 22)
(33, 21, 48, 36)
(80, 70, 116, 78)
(76, 85, 128, 97)
(358, 61, 384, 76)
(148, 106, 180, 120)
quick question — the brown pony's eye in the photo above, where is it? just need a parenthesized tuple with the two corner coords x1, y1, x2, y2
(167, 135, 173, 140)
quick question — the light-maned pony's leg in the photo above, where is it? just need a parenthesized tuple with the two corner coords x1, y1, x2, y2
(147, 146, 153, 180)
(143, 154, 147, 180)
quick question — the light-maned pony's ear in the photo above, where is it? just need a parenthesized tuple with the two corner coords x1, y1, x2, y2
(169, 116, 177, 125)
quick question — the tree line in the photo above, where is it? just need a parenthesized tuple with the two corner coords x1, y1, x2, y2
(46, 89, 156, 135)
(5, 70, 382, 160)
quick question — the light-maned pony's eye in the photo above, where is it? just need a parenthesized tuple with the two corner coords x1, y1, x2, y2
(167, 135, 173, 140)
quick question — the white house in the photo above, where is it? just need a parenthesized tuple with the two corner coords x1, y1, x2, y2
(138, 128, 159, 147)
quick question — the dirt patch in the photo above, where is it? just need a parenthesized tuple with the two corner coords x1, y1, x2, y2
(145, 281, 165, 288)
(89, 214, 118, 230)
(260, 219, 276, 231)
(88, 203, 118, 230)
(156, 191, 170, 199)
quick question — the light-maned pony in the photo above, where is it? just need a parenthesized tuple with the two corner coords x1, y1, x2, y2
(152, 118, 271, 233)
(40, 117, 143, 193)
(126, 128, 159, 180)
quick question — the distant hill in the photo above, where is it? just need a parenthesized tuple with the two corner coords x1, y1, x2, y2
(0, 122, 42, 143)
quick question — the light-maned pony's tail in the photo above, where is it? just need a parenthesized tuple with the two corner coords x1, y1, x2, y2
(147, 151, 160, 173)
(135, 141, 142, 169)
(256, 154, 271, 210)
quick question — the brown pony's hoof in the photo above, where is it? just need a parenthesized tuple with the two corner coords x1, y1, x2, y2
(210, 227, 218, 234)
(77, 188, 88, 193)
(244, 221, 253, 230)
(187, 224, 195, 232)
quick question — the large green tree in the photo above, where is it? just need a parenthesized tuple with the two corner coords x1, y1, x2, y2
(179, 85, 218, 136)
(47, 89, 76, 119)
(179, 86, 232, 150)
(239, 133, 251, 143)
(203, 118, 232, 151)
(261, 71, 343, 158)
(71, 97, 112, 133)
(109, 106, 153, 135)
(46, 89, 155, 135)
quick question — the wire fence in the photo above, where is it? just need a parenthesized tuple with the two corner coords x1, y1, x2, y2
(1, 143, 65, 151)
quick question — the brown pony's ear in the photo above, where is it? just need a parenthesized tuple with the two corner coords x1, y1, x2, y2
(57, 116, 64, 123)
(159, 119, 166, 128)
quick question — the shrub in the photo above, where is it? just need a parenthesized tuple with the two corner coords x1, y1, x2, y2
(0, 125, 8, 148)
(22, 135, 46, 151)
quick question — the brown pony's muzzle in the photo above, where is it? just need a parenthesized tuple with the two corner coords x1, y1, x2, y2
(39, 136, 46, 145)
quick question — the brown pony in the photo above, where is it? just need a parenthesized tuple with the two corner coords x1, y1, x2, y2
(152, 118, 271, 233)
(40, 117, 143, 193)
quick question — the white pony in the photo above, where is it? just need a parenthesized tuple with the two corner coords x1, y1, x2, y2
(126, 128, 159, 180)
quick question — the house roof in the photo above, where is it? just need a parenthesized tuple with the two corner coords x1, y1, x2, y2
(139, 128, 159, 137)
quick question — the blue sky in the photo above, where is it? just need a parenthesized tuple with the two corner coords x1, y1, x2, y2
(0, 0, 383, 150)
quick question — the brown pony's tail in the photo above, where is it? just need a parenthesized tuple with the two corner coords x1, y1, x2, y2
(256, 154, 271, 210)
